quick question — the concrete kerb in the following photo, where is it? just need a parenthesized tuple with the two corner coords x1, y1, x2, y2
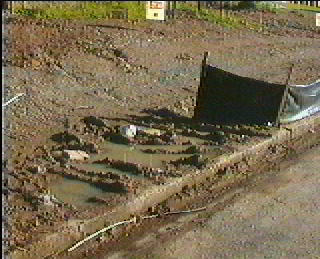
(11, 114, 320, 259)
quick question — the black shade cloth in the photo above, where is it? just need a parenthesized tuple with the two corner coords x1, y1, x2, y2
(194, 64, 320, 125)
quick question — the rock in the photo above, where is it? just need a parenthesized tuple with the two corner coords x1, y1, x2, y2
(31, 59, 42, 69)
(63, 150, 90, 161)
(51, 150, 63, 159)
(39, 194, 59, 206)
(137, 126, 162, 136)
(120, 125, 137, 138)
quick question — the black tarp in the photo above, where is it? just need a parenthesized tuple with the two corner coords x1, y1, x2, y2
(194, 64, 320, 125)
(194, 64, 287, 125)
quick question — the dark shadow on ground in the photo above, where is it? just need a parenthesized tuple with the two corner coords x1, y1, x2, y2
(87, 24, 137, 31)
(102, 108, 272, 145)
(50, 132, 81, 144)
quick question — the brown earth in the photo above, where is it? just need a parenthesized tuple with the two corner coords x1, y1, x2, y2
(101, 143, 320, 259)
(3, 7, 320, 257)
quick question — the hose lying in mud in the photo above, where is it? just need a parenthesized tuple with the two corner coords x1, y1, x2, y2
(2, 93, 25, 107)
(67, 206, 207, 252)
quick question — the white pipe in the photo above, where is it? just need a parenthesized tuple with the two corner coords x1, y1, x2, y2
(2, 93, 25, 108)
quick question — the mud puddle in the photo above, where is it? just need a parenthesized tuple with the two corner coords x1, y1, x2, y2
(71, 162, 145, 179)
(49, 176, 123, 208)
(91, 141, 201, 169)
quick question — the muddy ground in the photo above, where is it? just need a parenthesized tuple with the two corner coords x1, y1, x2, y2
(102, 143, 320, 259)
(2, 7, 320, 257)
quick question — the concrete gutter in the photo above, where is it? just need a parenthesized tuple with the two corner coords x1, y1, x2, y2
(11, 114, 320, 259)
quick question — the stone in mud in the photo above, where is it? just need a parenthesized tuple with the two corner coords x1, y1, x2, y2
(138, 127, 162, 136)
(38, 194, 59, 206)
(120, 125, 137, 138)
(31, 59, 42, 69)
(51, 150, 63, 159)
(63, 150, 90, 161)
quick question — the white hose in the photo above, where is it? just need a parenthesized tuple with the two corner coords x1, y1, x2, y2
(2, 93, 25, 108)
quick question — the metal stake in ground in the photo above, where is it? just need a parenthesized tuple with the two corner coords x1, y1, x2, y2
(64, 115, 69, 148)
(275, 63, 294, 127)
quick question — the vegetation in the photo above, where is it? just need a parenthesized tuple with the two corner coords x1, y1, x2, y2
(234, 1, 256, 10)
(13, 1, 264, 30)
(14, 2, 146, 21)
(175, 2, 261, 30)
(228, 1, 285, 14)
(255, 2, 282, 14)
(288, 3, 320, 12)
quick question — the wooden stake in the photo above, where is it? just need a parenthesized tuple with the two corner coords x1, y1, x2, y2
(194, 51, 209, 120)
(220, 1, 224, 18)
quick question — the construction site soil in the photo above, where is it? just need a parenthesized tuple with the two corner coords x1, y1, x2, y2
(2, 7, 320, 259)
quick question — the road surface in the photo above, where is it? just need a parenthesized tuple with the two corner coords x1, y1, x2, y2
(107, 145, 320, 259)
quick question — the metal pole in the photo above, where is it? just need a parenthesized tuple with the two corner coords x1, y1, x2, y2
(194, 51, 209, 120)
(276, 64, 294, 127)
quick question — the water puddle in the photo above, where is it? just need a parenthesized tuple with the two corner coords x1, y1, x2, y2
(90, 141, 198, 169)
(49, 176, 122, 208)
(71, 162, 144, 179)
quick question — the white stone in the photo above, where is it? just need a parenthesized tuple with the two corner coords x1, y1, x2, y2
(63, 150, 90, 161)
(120, 125, 137, 138)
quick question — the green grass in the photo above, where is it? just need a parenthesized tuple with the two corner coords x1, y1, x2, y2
(255, 2, 282, 14)
(13, 1, 263, 31)
(288, 3, 320, 12)
(14, 2, 146, 21)
(175, 2, 260, 30)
